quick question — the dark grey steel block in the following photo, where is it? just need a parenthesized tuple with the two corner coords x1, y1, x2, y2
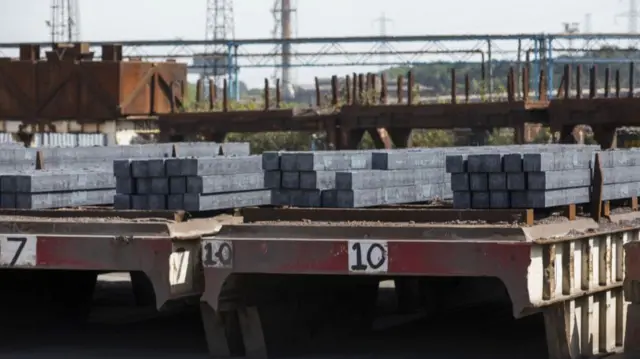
(264, 171, 282, 189)
(169, 177, 186, 194)
(272, 189, 291, 206)
(527, 169, 591, 190)
(469, 173, 488, 191)
(300, 171, 336, 190)
(114, 194, 131, 209)
(220, 142, 251, 156)
(147, 159, 167, 177)
(507, 173, 526, 190)
(279, 153, 298, 171)
(136, 178, 152, 195)
(471, 192, 490, 209)
(15, 189, 116, 209)
(510, 187, 591, 208)
(167, 194, 184, 210)
(503, 154, 524, 173)
(488, 173, 507, 190)
(113, 159, 132, 178)
(151, 178, 169, 194)
(281, 172, 300, 189)
(262, 152, 281, 170)
(467, 154, 502, 173)
(187, 172, 268, 194)
(335, 188, 384, 208)
(452, 191, 471, 209)
(450, 173, 470, 191)
(334, 183, 444, 208)
(165, 158, 182, 177)
(116, 177, 136, 194)
(182, 190, 272, 211)
(289, 190, 323, 207)
(523, 151, 592, 172)
(1, 194, 15, 208)
(131, 195, 148, 210)
(170, 155, 263, 176)
(131, 160, 150, 178)
(148, 195, 166, 210)
(321, 190, 338, 207)
(490, 191, 510, 208)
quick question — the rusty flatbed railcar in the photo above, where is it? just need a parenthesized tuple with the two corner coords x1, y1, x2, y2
(199, 206, 640, 359)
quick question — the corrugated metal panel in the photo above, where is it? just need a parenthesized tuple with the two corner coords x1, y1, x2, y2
(34, 133, 107, 148)
(0, 133, 17, 145)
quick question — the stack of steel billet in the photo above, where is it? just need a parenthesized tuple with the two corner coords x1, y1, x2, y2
(266, 150, 374, 207)
(114, 152, 274, 211)
(445, 145, 640, 209)
(38, 144, 175, 171)
(0, 169, 116, 209)
(266, 148, 467, 208)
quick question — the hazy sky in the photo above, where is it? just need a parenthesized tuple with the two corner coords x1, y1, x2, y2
(0, 0, 633, 87)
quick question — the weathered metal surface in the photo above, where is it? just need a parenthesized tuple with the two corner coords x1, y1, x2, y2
(0, 47, 187, 121)
(242, 207, 535, 224)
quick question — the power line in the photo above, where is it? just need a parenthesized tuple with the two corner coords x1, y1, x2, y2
(204, 0, 235, 80)
(46, 0, 80, 43)
(616, 0, 640, 33)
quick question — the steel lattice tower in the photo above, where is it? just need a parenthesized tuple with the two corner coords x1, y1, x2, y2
(272, 0, 297, 99)
(204, 0, 235, 82)
(617, 0, 640, 33)
(48, 0, 80, 43)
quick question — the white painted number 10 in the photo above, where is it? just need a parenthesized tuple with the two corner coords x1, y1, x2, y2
(348, 240, 388, 273)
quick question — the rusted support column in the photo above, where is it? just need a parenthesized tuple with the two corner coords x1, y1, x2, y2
(397, 75, 404, 104)
(451, 68, 457, 104)
(208, 79, 216, 110)
(345, 75, 352, 105)
(351, 72, 358, 104)
(196, 78, 204, 105)
(513, 124, 526, 144)
(464, 74, 470, 103)
(380, 73, 388, 104)
(507, 67, 515, 102)
(589, 66, 596, 99)
(338, 129, 365, 150)
(365, 73, 371, 104)
(407, 71, 414, 105)
(264, 78, 270, 110)
(275, 79, 281, 108)
(604, 67, 610, 98)
(370, 74, 378, 105)
(559, 125, 578, 144)
(630, 62, 635, 98)
(222, 79, 229, 112)
(616, 69, 621, 98)
(522, 67, 529, 102)
(358, 73, 365, 104)
(563, 65, 570, 99)
(314, 77, 321, 107)
(330, 75, 339, 106)
(539, 69, 548, 102)
(576, 65, 582, 99)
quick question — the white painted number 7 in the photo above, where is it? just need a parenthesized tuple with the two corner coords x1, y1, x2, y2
(0, 235, 37, 267)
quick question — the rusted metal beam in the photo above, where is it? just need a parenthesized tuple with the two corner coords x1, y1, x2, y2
(314, 77, 321, 107)
(397, 75, 404, 104)
(407, 71, 414, 105)
(451, 68, 457, 104)
(275, 78, 281, 108)
(331, 75, 338, 106)
(242, 207, 535, 225)
(264, 78, 270, 110)
(380, 73, 388, 104)
(604, 67, 610, 98)
(345, 75, 352, 105)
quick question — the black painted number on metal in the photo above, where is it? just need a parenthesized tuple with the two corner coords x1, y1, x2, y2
(203, 241, 232, 267)
(7, 237, 27, 266)
(350, 242, 386, 271)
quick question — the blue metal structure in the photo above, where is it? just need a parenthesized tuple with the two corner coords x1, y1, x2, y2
(1, 33, 640, 101)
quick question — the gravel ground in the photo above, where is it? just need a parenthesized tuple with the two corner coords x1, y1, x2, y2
(0, 274, 556, 359)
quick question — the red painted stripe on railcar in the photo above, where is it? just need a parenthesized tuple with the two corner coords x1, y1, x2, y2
(36, 236, 172, 270)
(228, 240, 532, 276)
